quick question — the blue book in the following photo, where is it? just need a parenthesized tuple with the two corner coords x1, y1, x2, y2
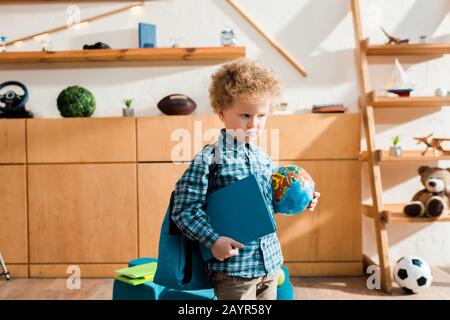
(139, 23, 156, 48)
(200, 174, 277, 261)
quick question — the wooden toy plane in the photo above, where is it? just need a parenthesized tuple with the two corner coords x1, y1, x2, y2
(414, 133, 450, 156)
(380, 26, 410, 45)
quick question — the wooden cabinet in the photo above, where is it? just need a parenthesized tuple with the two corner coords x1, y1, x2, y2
(136, 114, 362, 276)
(0, 119, 26, 164)
(265, 114, 360, 160)
(0, 114, 361, 277)
(0, 120, 28, 277)
(28, 163, 138, 264)
(276, 160, 362, 275)
(0, 166, 28, 264)
(27, 117, 136, 163)
(138, 163, 189, 258)
(138, 115, 222, 162)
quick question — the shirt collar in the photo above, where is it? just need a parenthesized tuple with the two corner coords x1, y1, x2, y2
(219, 128, 256, 152)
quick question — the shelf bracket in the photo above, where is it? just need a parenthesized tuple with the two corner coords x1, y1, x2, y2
(224, 0, 307, 77)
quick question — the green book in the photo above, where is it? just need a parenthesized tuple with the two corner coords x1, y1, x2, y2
(114, 274, 154, 286)
(114, 262, 157, 279)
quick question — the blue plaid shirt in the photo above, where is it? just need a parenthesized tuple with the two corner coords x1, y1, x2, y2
(172, 128, 284, 278)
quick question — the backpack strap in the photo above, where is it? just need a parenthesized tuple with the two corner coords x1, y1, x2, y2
(168, 144, 217, 235)
(205, 144, 218, 195)
(179, 144, 217, 285)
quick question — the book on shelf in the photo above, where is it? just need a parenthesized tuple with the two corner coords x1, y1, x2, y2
(312, 104, 347, 113)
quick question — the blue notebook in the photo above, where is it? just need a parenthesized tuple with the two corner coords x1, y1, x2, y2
(139, 23, 156, 48)
(200, 174, 277, 261)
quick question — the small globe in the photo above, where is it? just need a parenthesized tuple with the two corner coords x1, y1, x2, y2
(272, 165, 315, 215)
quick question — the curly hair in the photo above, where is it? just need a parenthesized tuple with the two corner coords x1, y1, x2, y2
(209, 58, 282, 114)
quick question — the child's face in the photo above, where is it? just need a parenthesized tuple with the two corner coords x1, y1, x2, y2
(218, 96, 272, 144)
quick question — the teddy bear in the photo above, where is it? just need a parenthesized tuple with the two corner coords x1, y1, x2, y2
(403, 166, 450, 218)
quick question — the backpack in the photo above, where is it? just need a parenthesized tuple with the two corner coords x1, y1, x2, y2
(153, 146, 217, 290)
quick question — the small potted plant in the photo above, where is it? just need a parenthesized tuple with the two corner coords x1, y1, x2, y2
(122, 98, 134, 117)
(389, 135, 402, 157)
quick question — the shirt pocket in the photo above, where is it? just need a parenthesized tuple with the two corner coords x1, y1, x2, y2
(212, 163, 247, 189)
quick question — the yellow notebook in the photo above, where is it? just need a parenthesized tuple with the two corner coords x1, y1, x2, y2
(114, 274, 154, 286)
(114, 262, 157, 279)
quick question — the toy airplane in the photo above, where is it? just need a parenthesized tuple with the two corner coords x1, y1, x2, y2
(380, 26, 409, 45)
(414, 133, 450, 156)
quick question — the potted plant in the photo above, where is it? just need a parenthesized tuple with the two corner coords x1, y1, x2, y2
(122, 98, 134, 117)
(389, 135, 402, 157)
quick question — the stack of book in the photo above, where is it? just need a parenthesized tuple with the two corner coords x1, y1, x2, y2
(312, 104, 347, 113)
(114, 262, 157, 286)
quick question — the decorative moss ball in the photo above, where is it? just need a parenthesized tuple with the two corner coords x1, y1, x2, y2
(57, 85, 96, 117)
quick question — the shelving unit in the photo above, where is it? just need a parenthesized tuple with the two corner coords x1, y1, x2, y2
(351, 0, 450, 294)
(0, 47, 246, 64)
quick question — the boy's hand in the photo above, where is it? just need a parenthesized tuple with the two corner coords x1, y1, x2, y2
(307, 192, 320, 211)
(211, 236, 244, 261)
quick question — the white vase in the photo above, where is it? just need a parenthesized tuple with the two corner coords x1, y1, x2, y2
(435, 88, 448, 97)
(389, 146, 402, 157)
(122, 108, 134, 117)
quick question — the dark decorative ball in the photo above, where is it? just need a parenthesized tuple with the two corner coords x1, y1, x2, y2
(57, 85, 96, 117)
(157, 94, 196, 115)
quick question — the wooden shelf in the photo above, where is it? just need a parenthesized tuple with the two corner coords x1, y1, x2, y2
(369, 91, 450, 108)
(365, 43, 450, 56)
(0, 47, 246, 64)
(360, 150, 450, 162)
(351, 0, 450, 295)
(362, 204, 450, 224)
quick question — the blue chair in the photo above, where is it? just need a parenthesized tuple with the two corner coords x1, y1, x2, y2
(112, 258, 215, 300)
(277, 265, 294, 300)
(112, 257, 294, 300)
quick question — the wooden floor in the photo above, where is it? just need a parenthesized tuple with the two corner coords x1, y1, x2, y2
(1, 267, 449, 300)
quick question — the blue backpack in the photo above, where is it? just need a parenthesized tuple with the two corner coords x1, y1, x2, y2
(153, 147, 217, 290)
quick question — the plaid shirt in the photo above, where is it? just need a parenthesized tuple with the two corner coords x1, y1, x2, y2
(172, 128, 283, 278)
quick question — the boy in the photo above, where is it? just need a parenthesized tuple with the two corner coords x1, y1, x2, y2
(171, 58, 319, 300)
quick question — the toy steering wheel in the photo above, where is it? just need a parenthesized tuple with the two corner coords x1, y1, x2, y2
(0, 81, 29, 112)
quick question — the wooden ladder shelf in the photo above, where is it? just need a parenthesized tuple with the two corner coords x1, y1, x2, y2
(351, 0, 450, 294)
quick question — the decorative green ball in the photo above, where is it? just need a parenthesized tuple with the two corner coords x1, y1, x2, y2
(57, 85, 96, 117)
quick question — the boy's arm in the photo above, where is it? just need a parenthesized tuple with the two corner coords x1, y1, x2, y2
(171, 152, 220, 249)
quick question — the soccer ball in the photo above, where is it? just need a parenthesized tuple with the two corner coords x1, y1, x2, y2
(393, 256, 432, 294)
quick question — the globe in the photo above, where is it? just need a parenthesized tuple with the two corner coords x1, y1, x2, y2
(272, 165, 315, 215)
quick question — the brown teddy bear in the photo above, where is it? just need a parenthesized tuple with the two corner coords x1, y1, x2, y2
(403, 166, 450, 218)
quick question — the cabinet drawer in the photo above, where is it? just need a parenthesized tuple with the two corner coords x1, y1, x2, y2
(28, 163, 138, 263)
(0, 165, 28, 263)
(0, 119, 26, 164)
(138, 162, 189, 258)
(276, 160, 362, 262)
(27, 117, 136, 163)
(137, 115, 222, 162)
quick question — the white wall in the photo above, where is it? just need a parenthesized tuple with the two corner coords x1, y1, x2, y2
(0, 0, 449, 266)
